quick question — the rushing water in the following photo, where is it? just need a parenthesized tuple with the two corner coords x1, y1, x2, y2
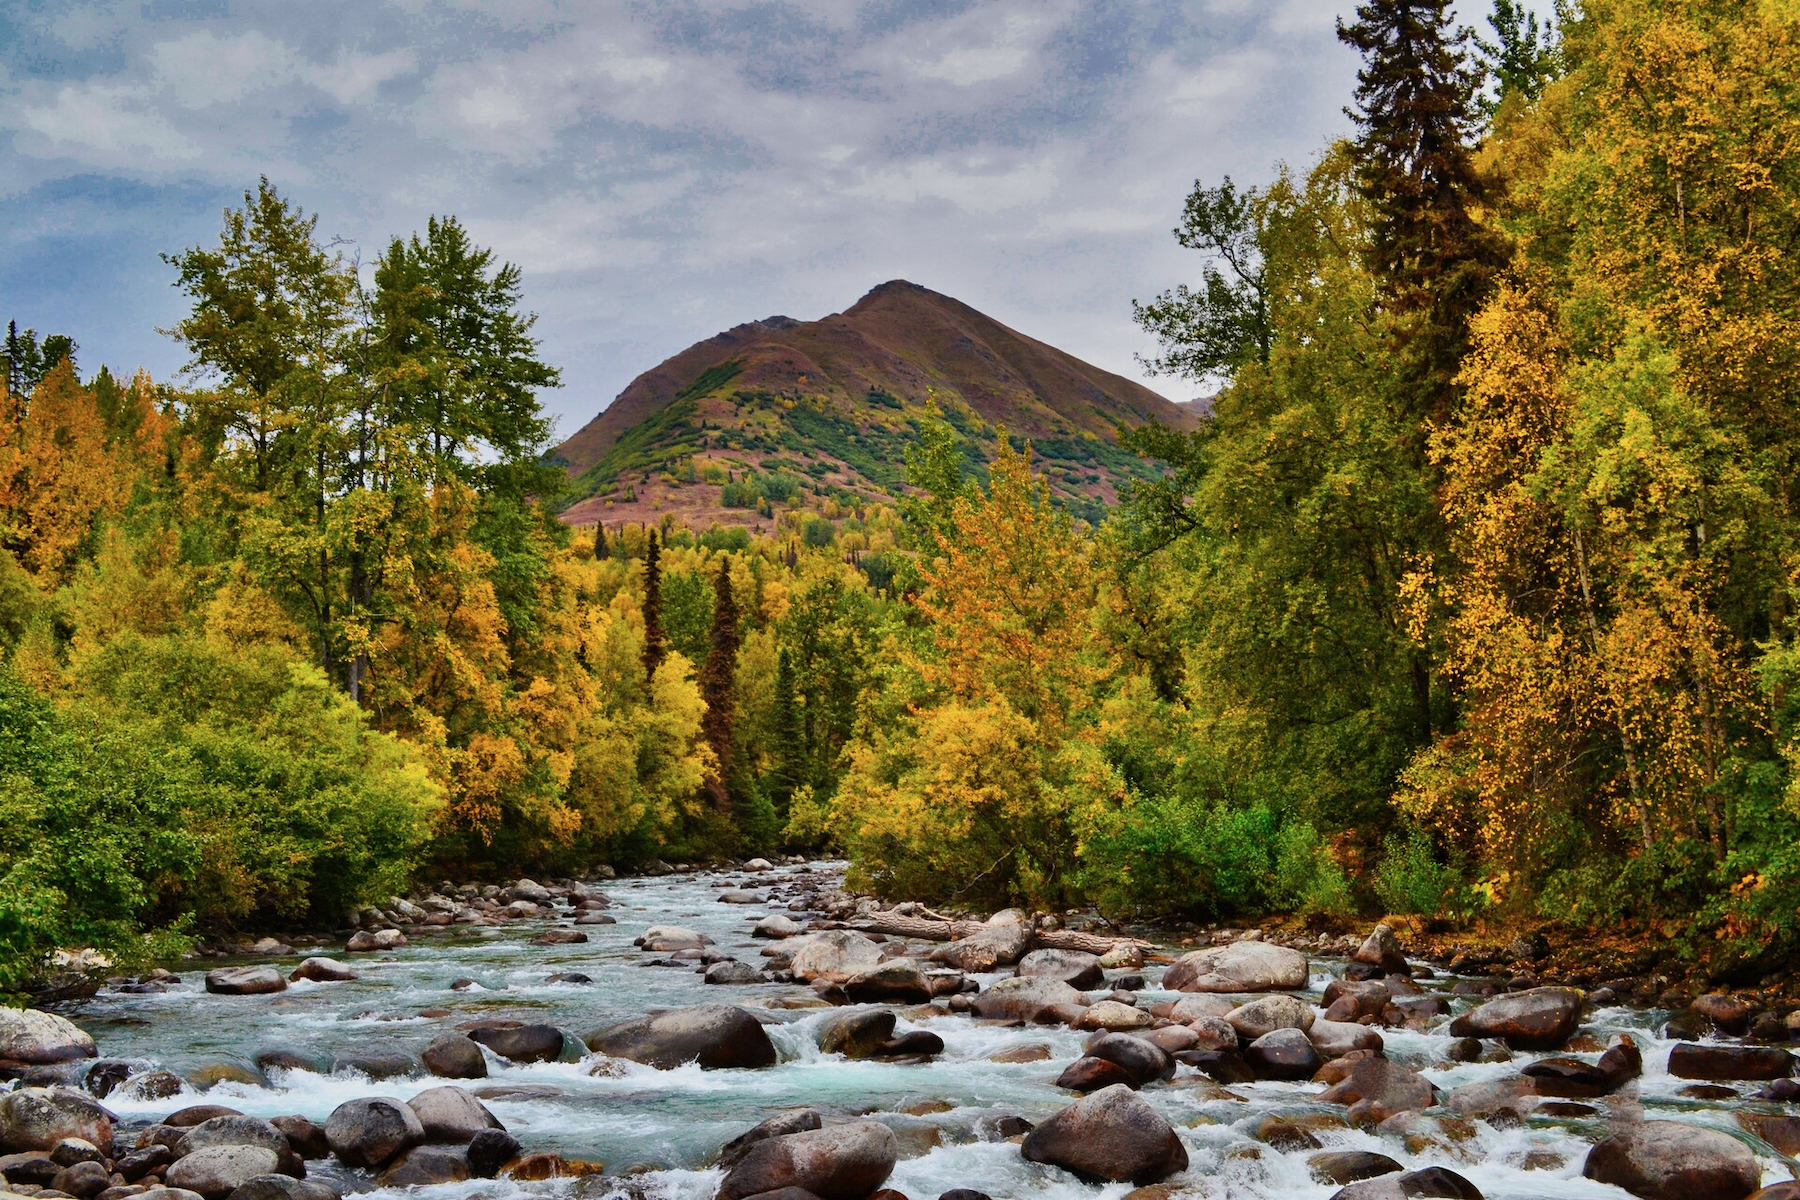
(55, 862, 1797, 1199)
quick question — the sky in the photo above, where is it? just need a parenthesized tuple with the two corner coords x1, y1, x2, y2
(0, 0, 1492, 440)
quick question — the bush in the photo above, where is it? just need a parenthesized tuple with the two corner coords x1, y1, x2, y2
(1372, 829, 1471, 917)
(802, 517, 836, 547)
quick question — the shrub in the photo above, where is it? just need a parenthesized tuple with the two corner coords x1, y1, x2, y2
(1372, 829, 1471, 917)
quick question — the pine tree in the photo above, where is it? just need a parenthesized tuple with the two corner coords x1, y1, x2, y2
(642, 529, 666, 679)
(594, 522, 609, 560)
(770, 644, 803, 815)
(700, 559, 741, 811)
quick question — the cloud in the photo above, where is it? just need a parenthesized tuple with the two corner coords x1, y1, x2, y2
(0, 0, 1366, 430)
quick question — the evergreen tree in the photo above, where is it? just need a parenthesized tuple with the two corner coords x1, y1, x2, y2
(700, 559, 740, 811)
(769, 644, 803, 815)
(642, 529, 666, 679)
(2, 322, 79, 396)
(594, 522, 609, 560)
(1473, 0, 1562, 121)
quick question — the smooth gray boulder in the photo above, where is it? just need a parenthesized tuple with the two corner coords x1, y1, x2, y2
(175, 1116, 298, 1175)
(716, 1120, 898, 1200)
(406, 1086, 502, 1143)
(0, 1010, 96, 1065)
(225, 1176, 339, 1200)
(584, 1005, 777, 1070)
(1021, 1084, 1187, 1185)
(419, 1034, 487, 1080)
(786, 931, 885, 984)
(1162, 942, 1307, 993)
(1016, 949, 1104, 990)
(969, 977, 1081, 1022)
(165, 1146, 281, 1200)
(930, 922, 1031, 972)
(1226, 994, 1316, 1040)
(203, 968, 286, 996)
(323, 1097, 423, 1169)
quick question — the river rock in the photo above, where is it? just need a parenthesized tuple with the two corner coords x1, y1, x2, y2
(1140, 1025, 1199, 1056)
(50, 1138, 103, 1167)
(1692, 994, 1759, 1036)
(203, 968, 286, 996)
(1021, 1084, 1187, 1185)
(930, 923, 1032, 972)
(0, 1088, 113, 1153)
(717, 1120, 899, 1200)
(530, 929, 588, 946)
(331, 1051, 417, 1080)
(1583, 1120, 1760, 1200)
(755, 915, 803, 939)
(1328, 1166, 1484, 1199)
(585, 1004, 777, 1070)
(1186, 1015, 1240, 1051)
(1669, 1043, 1796, 1081)
(718, 890, 765, 904)
(1161, 943, 1307, 993)
(1055, 1057, 1138, 1092)
(843, 958, 932, 1003)
(1075, 1000, 1150, 1031)
(323, 1097, 424, 1169)
(818, 1011, 895, 1060)
(787, 932, 886, 984)
(225, 1177, 338, 1200)
(1244, 1028, 1321, 1080)
(970, 977, 1082, 1023)
(288, 959, 355, 984)
(638, 926, 712, 952)
(1446, 987, 1581, 1050)
(1322, 980, 1392, 1022)
(1311, 1150, 1404, 1185)
(167, 1106, 244, 1128)
(706, 960, 765, 985)
(1082, 1032, 1173, 1085)
(1226, 994, 1315, 1040)
(420, 1034, 487, 1080)
(1353, 925, 1408, 976)
(139, 1190, 209, 1200)
(176, 1117, 298, 1175)
(1317, 1054, 1438, 1122)
(166, 1146, 281, 1200)
(1016, 950, 1104, 990)
(467, 1025, 565, 1064)
(50, 1159, 109, 1198)
(0, 1010, 96, 1065)
(377, 1144, 471, 1186)
(406, 1086, 502, 1143)
(1310, 1019, 1384, 1058)
(466, 1128, 520, 1178)
(716, 1111, 824, 1171)
(345, 929, 407, 952)
(267, 1117, 328, 1161)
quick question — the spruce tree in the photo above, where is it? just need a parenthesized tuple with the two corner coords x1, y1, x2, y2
(594, 522, 609, 560)
(642, 529, 666, 679)
(770, 645, 803, 814)
(700, 559, 741, 811)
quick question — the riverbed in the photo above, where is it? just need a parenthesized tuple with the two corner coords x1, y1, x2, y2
(58, 862, 1797, 1199)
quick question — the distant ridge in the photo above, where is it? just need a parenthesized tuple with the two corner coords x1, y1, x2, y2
(556, 280, 1199, 527)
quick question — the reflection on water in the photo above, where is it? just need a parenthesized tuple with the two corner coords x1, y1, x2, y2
(60, 864, 1791, 1199)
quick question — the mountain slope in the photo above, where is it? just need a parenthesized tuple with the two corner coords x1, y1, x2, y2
(556, 280, 1195, 527)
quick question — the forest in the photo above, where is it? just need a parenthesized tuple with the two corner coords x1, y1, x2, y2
(2, 0, 1798, 991)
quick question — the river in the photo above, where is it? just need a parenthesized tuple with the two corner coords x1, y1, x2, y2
(57, 861, 1793, 1199)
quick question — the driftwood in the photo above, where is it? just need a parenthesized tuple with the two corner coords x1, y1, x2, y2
(846, 913, 1151, 955)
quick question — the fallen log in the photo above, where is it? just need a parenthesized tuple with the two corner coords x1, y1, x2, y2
(846, 914, 1152, 956)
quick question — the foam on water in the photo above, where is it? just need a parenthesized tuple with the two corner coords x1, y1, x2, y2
(54, 863, 1798, 1199)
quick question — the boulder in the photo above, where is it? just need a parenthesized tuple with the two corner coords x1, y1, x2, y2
(638, 926, 711, 952)
(1140, 1026, 1199, 1056)
(0, 1010, 96, 1065)
(420, 1034, 487, 1080)
(1583, 1121, 1760, 1200)
(323, 1097, 424, 1169)
(1310, 1020, 1384, 1058)
(166, 1106, 244, 1128)
(585, 1004, 777, 1070)
(1311, 1150, 1404, 1185)
(377, 1145, 471, 1187)
(717, 1121, 899, 1200)
(718, 891, 765, 904)
(1692, 994, 1760, 1036)
(1353, 924, 1409, 975)
(1225, 994, 1315, 1041)
(467, 1024, 565, 1064)
(1669, 1044, 1796, 1081)
(969, 977, 1081, 1023)
(706, 961, 765, 985)
(0, 1088, 113, 1153)
(1020, 1084, 1187, 1185)
(1328, 1166, 1485, 1199)
(1016, 950, 1104, 990)
(121, 1069, 187, 1100)
(1316, 1055, 1438, 1123)
(930, 923, 1031, 973)
(406, 1086, 502, 1143)
(755, 915, 803, 939)
(49, 1158, 109, 1199)
(288, 959, 355, 984)
(175, 1117, 297, 1175)
(529, 929, 588, 946)
(165, 1146, 281, 1200)
(203, 968, 286, 996)
(1169, 995, 1235, 1023)
(843, 959, 932, 1004)
(50, 1138, 104, 1167)
(1077, 1000, 1153, 1032)
(818, 1011, 896, 1060)
(330, 1051, 417, 1080)
(1055, 1056, 1138, 1092)
(787, 932, 885, 984)
(225, 1177, 338, 1200)
(267, 1117, 328, 1161)
(344, 929, 407, 952)
(1161, 943, 1307, 993)
(467, 1128, 520, 1178)
(1082, 1032, 1173, 1085)
(139, 1190, 210, 1200)
(1446, 987, 1581, 1050)
(716, 1111, 824, 1172)
(1244, 1028, 1321, 1080)
(1322, 980, 1392, 1022)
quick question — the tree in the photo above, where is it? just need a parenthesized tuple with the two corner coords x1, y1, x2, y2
(594, 523, 609, 560)
(642, 529, 666, 679)
(1132, 178, 1273, 385)
(769, 644, 803, 815)
(2, 322, 78, 397)
(1474, 0, 1563, 121)
(700, 559, 741, 811)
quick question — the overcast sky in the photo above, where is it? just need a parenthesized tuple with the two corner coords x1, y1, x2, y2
(2, 0, 1496, 437)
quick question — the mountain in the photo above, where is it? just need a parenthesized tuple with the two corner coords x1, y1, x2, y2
(554, 279, 1198, 528)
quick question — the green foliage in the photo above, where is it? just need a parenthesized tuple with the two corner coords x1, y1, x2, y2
(801, 517, 836, 548)
(1371, 830, 1472, 917)
(1132, 177, 1272, 383)
(661, 569, 714, 664)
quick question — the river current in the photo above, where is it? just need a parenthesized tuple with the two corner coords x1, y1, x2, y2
(59, 862, 1795, 1199)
